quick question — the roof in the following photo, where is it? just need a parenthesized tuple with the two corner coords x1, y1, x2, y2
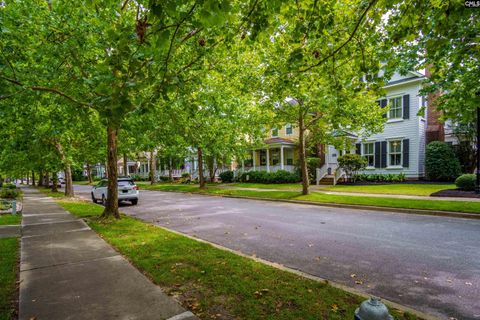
(332, 130, 358, 139)
(263, 137, 296, 145)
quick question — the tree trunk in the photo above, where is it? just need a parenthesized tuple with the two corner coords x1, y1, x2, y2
(54, 142, 74, 197)
(38, 170, 43, 186)
(32, 171, 36, 186)
(168, 157, 173, 182)
(198, 147, 205, 189)
(45, 172, 50, 188)
(51, 174, 58, 192)
(64, 164, 74, 197)
(102, 126, 120, 219)
(299, 112, 309, 195)
(149, 151, 157, 185)
(86, 163, 92, 183)
(26, 174, 29, 185)
(206, 156, 216, 182)
(123, 153, 128, 176)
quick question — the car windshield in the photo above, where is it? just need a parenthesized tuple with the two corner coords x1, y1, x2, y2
(118, 180, 134, 187)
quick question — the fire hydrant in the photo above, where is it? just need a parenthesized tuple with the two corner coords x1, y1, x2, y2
(354, 297, 393, 320)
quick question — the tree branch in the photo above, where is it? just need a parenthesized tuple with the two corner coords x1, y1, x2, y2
(300, 0, 377, 73)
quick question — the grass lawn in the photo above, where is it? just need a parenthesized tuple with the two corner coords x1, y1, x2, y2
(136, 183, 480, 214)
(57, 199, 416, 320)
(228, 183, 303, 190)
(0, 237, 18, 320)
(73, 181, 94, 185)
(323, 183, 456, 196)
(0, 214, 21, 226)
(37, 187, 65, 198)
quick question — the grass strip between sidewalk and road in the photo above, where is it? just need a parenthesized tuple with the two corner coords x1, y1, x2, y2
(0, 237, 19, 320)
(139, 184, 480, 215)
(56, 199, 418, 320)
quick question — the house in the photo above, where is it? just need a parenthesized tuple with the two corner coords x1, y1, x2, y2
(352, 71, 427, 179)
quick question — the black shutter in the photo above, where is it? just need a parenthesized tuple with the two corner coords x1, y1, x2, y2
(403, 139, 410, 168)
(374, 141, 381, 168)
(403, 94, 410, 119)
(356, 143, 361, 155)
(380, 141, 387, 168)
(380, 99, 388, 118)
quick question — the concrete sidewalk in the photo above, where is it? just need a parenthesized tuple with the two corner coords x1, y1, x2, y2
(19, 188, 197, 320)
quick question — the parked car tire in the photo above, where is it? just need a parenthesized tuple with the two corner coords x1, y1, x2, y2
(131, 199, 138, 205)
(91, 193, 97, 204)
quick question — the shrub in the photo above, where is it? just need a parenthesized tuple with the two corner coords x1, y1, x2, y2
(337, 154, 367, 182)
(306, 157, 322, 184)
(238, 170, 300, 183)
(0, 188, 20, 199)
(425, 141, 461, 181)
(2, 183, 16, 189)
(159, 176, 171, 182)
(353, 173, 406, 183)
(219, 170, 234, 183)
(455, 174, 476, 191)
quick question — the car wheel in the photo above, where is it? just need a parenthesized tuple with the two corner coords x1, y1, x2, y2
(91, 193, 97, 204)
(131, 199, 138, 205)
(101, 195, 107, 206)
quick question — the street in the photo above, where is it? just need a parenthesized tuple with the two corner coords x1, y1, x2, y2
(73, 184, 480, 319)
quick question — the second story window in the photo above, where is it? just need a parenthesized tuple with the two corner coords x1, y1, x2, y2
(272, 128, 279, 137)
(363, 143, 374, 167)
(285, 124, 293, 135)
(388, 97, 403, 119)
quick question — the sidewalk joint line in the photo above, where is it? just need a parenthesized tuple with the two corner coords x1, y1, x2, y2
(20, 254, 121, 272)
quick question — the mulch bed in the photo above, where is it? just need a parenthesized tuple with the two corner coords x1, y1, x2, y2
(431, 189, 480, 199)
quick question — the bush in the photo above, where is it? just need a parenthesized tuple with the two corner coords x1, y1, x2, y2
(307, 157, 322, 184)
(353, 173, 406, 183)
(2, 183, 17, 189)
(159, 176, 171, 182)
(425, 141, 461, 181)
(455, 174, 476, 191)
(219, 170, 234, 183)
(238, 170, 300, 184)
(0, 188, 20, 199)
(337, 154, 367, 182)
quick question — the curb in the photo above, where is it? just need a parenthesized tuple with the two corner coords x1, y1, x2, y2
(145, 189, 480, 220)
(153, 224, 439, 320)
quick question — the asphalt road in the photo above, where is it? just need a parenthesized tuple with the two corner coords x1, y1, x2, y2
(73, 184, 480, 319)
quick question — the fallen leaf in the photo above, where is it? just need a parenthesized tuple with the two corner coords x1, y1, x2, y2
(465, 282, 473, 286)
(350, 274, 356, 278)
(331, 304, 339, 312)
(355, 280, 363, 285)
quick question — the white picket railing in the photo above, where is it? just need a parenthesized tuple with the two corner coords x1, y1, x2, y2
(315, 164, 329, 185)
(333, 167, 346, 185)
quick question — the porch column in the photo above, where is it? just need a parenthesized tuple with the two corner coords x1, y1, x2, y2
(280, 145, 284, 170)
(253, 150, 256, 170)
(266, 148, 270, 172)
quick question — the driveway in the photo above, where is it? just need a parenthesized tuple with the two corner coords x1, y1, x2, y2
(73, 184, 480, 320)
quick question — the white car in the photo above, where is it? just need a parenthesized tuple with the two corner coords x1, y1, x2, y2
(91, 177, 139, 205)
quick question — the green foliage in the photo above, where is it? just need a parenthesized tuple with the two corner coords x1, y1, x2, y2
(425, 142, 461, 181)
(239, 170, 300, 184)
(0, 188, 20, 200)
(1, 184, 16, 190)
(306, 157, 322, 183)
(219, 170, 234, 183)
(455, 174, 476, 191)
(337, 154, 367, 181)
(354, 173, 406, 183)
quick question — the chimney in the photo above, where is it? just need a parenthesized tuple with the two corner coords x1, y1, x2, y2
(425, 66, 445, 144)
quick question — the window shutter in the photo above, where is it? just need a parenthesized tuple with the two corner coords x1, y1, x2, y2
(380, 99, 388, 118)
(380, 141, 387, 168)
(356, 143, 361, 155)
(374, 141, 381, 168)
(403, 139, 410, 168)
(403, 95, 410, 119)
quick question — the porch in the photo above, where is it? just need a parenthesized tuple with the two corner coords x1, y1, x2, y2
(241, 138, 297, 173)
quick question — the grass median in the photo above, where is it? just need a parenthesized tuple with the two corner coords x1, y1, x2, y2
(139, 183, 480, 215)
(0, 237, 19, 320)
(0, 214, 21, 226)
(323, 183, 456, 196)
(56, 199, 417, 320)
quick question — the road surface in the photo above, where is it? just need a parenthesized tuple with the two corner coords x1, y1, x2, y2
(72, 184, 480, 319)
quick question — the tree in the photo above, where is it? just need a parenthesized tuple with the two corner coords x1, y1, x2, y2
(254, 0, 387, 194)
(337, 154, 367, 182)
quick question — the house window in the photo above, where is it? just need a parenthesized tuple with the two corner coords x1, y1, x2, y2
(285, 124, 293, 135)
(388, 97, 403, 119)
(388, 140, 402, 166)
(272, 128, 279, 137)
(363, 143, 375, 167)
